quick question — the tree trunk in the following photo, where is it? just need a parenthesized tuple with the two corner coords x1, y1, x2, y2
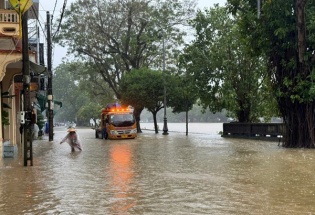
(153, 112, 159, 134)
(237, 108, 251, 122)
(134, 106, 143, 133)
(281, 101, 315, 148)
(296, 0, 307, 64)
(280, 0, 315, 148)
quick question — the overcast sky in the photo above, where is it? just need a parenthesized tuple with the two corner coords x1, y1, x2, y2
(38, 0, 226, 68)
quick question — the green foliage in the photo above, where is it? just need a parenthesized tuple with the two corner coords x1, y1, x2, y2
(227, 0, 315, 103)
(120, 68, 165, 112)
(168, 74, 198, 114)
(73, 62, 115, 104)
(54, 0, 196, 101)
(52, 62, 113, 125)
(2, 110, 9, 126)
(120, 68, 167, 132)
(226, 0, 315, 147)
(1, 91, 13, 126)
(77, 103, 103, 122)
(181, 4, 277, 122)
(140, 105, 229, 122)
(36, 113, 45, 130)
(53, 0, 196, 129)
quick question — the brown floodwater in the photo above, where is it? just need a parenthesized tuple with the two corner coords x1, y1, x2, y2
(0, 124, 315, 214)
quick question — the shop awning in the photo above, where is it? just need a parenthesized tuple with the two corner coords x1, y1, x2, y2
(54, 100, 62, 107)
(29, 61, 48, 75)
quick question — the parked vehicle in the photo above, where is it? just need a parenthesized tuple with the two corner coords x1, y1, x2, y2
(95, 103, 137, 140)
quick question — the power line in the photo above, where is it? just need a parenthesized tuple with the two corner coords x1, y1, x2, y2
(52, 0, 67, 40)
(52, 0, 58, 18)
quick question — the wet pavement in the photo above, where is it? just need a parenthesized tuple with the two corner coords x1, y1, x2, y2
(1, 125, 315, 215)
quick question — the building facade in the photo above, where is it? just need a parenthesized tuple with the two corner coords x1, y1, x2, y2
(0, 0, 42, 148)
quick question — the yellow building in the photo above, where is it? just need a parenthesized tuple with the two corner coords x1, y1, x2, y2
(0, 0, 42, 148)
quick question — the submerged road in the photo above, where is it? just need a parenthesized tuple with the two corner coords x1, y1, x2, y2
(0, 125, 315, 214)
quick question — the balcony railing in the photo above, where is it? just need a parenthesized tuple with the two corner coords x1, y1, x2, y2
(0, 10, 19, 23)
(0, 9, 19, 37)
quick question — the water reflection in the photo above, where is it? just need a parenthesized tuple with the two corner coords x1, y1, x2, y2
(107, 143, 136, 214)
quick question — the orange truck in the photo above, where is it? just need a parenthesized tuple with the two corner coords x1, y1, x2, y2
(95, 103, 137, 139)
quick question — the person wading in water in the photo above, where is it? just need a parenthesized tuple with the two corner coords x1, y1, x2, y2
(60, 127, 82, 152)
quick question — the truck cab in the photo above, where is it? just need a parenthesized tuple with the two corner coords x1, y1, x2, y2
(95, 104, 137, 139)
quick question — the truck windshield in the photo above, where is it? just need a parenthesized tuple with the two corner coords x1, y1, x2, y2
(109, 114, 135, 127)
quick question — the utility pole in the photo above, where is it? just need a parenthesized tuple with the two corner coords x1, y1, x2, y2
(22, 10, 33, 166)
(47, 11, 53, 141)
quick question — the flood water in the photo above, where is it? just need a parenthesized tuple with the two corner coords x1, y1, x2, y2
(1, 123, 315, 214)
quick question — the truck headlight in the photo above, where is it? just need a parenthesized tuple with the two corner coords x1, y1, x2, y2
(131, 129, 137, 134)
(110, 130, 118, 135)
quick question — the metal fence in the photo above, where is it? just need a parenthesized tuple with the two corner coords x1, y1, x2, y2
(222, 123, 285, 141)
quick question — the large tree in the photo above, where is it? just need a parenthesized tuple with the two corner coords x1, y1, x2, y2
(227, 0, 315, 147)
(120, 68, 167, 133)
(168, 74, 198, 135)
(54, 0, 196, 131)
(181, 5, 276, 123)
(53, 63, 83, 123)
(53, 63, 112, 125)
(74, 62, 115, 105)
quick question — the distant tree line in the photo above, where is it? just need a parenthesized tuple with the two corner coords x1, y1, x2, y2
(140, 106, 229, 123)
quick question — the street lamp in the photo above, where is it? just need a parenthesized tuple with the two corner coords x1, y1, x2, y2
(140, 17, 168, 134)
(161, 32, 168, 135)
